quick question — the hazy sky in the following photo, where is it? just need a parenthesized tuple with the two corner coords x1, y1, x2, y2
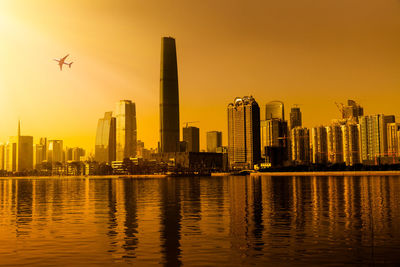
(0, 0, 399, 152)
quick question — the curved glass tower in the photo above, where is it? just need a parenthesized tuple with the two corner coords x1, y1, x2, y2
(160, 37, 180, 152)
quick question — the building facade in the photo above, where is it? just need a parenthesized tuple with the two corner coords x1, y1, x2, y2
(115, 100, 137, 160)
(289, 106, 302, 130)
(265, 101, 284, 120)
(326, 124, 343, 164)
(160, 37, 180, 152)
(95, 111, 116, 163)
(311, 126, 328, 164)
(341, 123, 360, 166)
(291, 127, 310, 164)
(206, 131, 222, 152)
(183, 126, 200, 152)
(227, 96, 261, 169)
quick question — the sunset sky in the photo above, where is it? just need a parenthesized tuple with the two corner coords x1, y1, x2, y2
(0, 0, 399, 152)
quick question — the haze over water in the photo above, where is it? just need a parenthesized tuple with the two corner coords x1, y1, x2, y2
(0, 176, 400, 266)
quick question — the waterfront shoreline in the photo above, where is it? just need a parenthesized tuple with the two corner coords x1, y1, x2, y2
(2, 170, 400, 179)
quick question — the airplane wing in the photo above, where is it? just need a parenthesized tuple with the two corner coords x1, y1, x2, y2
(61, 54, 69, 61)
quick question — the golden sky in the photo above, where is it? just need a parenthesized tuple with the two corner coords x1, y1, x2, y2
(0, 0, 399, 152)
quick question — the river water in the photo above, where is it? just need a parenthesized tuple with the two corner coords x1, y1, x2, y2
(0, 176, 400, 266)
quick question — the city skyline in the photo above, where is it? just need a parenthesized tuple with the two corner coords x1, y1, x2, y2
(1, 1, 400, 152)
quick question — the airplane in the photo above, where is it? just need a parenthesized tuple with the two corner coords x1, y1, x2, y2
(54, 54, 73, 71)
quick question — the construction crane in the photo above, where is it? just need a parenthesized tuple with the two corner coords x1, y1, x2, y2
(183, 121, 199, 128)
(335, 102, 345, 118)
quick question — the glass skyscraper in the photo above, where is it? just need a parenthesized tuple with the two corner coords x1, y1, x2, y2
(95, 112, 116, 164)
(115, 100, 137, 161)
(265, 101, 284, 120)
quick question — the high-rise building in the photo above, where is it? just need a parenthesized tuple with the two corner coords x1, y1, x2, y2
(341, 123, 360, 166)
(5, 140, 17, 172)
(360, 114, 395, 163)
(6, 121, 34, 172)
(387, 122, 400, 157)
(206, 131, 222, 152)
(34, 138, 47, 168)
(183, 126, 200, 152)
(66, 147, 85, 161)
(115, 100, 137, 160)
(160, 37, 180, 152)
(47, 140, 64, 163)
(326, 124, 343, 164)
(0, 143, 5, 171)
(95, 112, 116, 163)
(227, 96, 261, 169)
(342, 100, 364, 122)
(289, 106, 302, 130)
(291, 127, 310, 164)
(265, 101, 284, 120)
(260, 119, 288, 162)
(311, 126, 328, 164)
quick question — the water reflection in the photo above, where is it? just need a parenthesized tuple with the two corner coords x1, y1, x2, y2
(0, 176, 400, 265)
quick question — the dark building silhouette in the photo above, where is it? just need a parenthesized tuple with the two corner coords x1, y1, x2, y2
(290, 106, 302, 130)
(183, 126, 199, 152)
(160, 37, 180, 152)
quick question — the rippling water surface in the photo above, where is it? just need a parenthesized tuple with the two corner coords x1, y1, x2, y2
(1, 176, 400, 266)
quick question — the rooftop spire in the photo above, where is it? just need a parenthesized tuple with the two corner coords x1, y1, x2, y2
(18, 120, 21, 137)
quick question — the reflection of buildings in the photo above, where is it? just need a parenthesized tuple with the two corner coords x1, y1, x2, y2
(160, 37, 180, 153)
(160, 179, 182, 266)
(116, 100, 137, 160)
(95, 112, 116, 164)
(227, 96, 261, 169)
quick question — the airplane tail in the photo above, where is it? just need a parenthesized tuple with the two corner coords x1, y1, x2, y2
(69, 62, 73, 68)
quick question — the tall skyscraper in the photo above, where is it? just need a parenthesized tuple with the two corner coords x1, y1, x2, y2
(341, 123, 360, 166)
(183, 126, 200, 152)
(326, 124, 343, 164)
(0, 143, 4, 171)
(291, 127, 310, 164)
(6, 121, 34, 172)
(34, 138, 47, 168)
(47, 140, 64, 163)
(260, 119, 288, 162)
(95, 111, 116, 163)
(311, 126, 328, 164)
(227, 96, 261, 169)
(289, 106, 302, 130)
(115, 100, 137, 160)
(387, 122, 400, 157)
(360, 114, 395, 163)
(160, 37, 180, 152)
(207, 131, 222, 152)
(265, 101, 284, 120)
